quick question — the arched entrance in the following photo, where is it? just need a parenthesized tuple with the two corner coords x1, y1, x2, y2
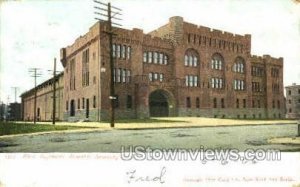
(149, 90, 172, 117)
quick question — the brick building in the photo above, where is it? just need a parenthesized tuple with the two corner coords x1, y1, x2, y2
(20, 73, 64, 121)
(285, 83, 300, 119)
(59, 16, 285, 121)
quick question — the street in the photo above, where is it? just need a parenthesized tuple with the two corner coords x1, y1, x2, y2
(0, 124, 299, 152)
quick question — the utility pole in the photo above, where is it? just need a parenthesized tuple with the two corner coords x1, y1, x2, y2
(11, 87, 19, 103)
(52, 58, 57, 125)
(29, 68, 42, 124)
(94, 0, 122, 128)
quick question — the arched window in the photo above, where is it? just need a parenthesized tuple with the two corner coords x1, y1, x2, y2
(233, 57, 245, 73)
(184, 48, 199, 67)
(211, 53, 224, 70)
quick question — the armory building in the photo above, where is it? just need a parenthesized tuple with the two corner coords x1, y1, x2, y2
(22, 16, 285, 121)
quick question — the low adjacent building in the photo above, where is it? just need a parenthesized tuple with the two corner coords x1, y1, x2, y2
(285, 83, 300, 119)
(20, 73, 64, 121)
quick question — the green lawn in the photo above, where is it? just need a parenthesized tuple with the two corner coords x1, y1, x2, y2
(0, 122, 90, 136)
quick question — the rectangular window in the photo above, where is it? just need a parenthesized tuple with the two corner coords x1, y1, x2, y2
(93, 96, 96, 108)
(213, 98, 217, 108)
(272, 100, 275, 108)
(116, 69, 121, 83)
(148, 52, 152, 63)
(127, 95, 132, 109)
(164, 55, 168, 65)
(277, 100, 280, 109)
(112, 44, 116, 58)
(66, 101, 69, 111)
(186, 97, 191, 108)
(126, 70, 131, 83)
(194, 76, 198, 87)
(236, 99, 239, 108)
(196, 97, 200, 108)
(159, 73, 163, 82)
(154, 73, 158, 80)
(258, 100, 261, 108)
(82, 98, 85, 109)
(117, 45, 121, 58)
(122, 45, 126, 59)
(221, 98, 225, 108)
(149, 73, 153, 81)
(153, 52, 158, 64)
(127, 46, 131, 59)
(184, 55, 188, 66)
(243, 99, 246, 108)
(185, 75, 189, 86)
(78, 99, 80, 109)
(143, 52, 147, 63)
(159, 53, 163, 64)
(122, 69, 126, 83)
(188, 56, 193, 66)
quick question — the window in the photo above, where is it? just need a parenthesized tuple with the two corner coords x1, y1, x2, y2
(184, 55, 188, 66)
(117, 45, 121, 58)
(127, 95, 132, 109)
(153, 52, 158, 64)
(122, 69, 126, 83)
(271, 68, 279, 77)
(234, 80, 245, 91)
(272, 100, 275, 108)
(82, 48, 90, 87)
(211, 78, 224, 89)
(258, 100, 261, 108)
(289, 108, 292, 113)
(149, 73, 153, 81)
(93, 96, 96, 108)
(243, 99, 246, 108)
(196, 97, 200, 108)
(164, 55, 168, 65)
(126, 70, 131, 83)
(277, 100, 280, 109)
(252, 82, 261, 92)
(288, 90, 291, 95)
(70, 58, 76, 90)
(213, 98, 217, 108)
(159, 53, 163, 64)
(184, 49, 199, 67)
(112, 44, 116, 58)
(159, 73, 164, 82)
(66, 101, 69, 111)
(148, 52, 152, 63)
(122, 45, 126, 59)
(251, 66, 264, 76)
(236, 99, 239, 108)
(77, 99, 80, 109)
(114, 95, 119, 108)
(221, 98, 225, 108)
(116, 69, 121, 83)
(186, 97, 191, 108)
(127, 46, 131, 59)
(82, 98, 85, 109)
(143, 52, 147, 63)
(233, 57, 245, 73)
(211, 53, 223, 70)
(185, 75, 199, 87)
(252, 100, 255, 108)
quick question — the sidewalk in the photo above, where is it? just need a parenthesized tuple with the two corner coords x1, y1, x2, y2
(27, 117, 297, 129)
(268, 137, 300, 145)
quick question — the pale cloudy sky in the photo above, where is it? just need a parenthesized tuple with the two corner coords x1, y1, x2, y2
(0, 0, 300, 103)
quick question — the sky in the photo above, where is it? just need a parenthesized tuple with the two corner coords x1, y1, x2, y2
(0, 0, 300, 103)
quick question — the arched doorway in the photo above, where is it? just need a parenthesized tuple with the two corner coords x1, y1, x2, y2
(149, 90, 171, 117)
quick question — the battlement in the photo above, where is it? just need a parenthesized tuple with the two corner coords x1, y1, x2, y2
(182, 19, 250, 42)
